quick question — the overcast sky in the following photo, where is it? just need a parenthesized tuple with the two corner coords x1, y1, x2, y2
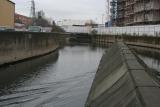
(12, 0, 107, 23)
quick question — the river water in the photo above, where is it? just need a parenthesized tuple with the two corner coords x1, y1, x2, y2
(131, 46, 160, 80)
(0, 44, 159, 107)
(0, 45, 105, 107)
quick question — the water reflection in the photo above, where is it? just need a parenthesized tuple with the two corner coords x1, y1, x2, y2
(0, 45, 105, 107)
(131, 46, 160, 73)
(0, 51, 59, 95)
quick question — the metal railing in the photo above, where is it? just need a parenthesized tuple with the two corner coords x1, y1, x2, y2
(94, 25, 160, 36)
(62, 25, 160, 36)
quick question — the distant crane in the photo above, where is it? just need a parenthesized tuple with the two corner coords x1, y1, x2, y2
(106, 0, 110, 22)
(30, 0, 36, 25)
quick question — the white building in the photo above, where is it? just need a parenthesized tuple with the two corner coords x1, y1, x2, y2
(56, 19, 94, 26)
(56, 19, 95, 34)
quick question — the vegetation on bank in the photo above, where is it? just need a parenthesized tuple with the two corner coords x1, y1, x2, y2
(30, 10, 65, 33)
(51, 21, 65, 33)
(34, 17, 65, 33)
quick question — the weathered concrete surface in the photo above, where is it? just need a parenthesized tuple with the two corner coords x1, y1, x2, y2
(0, 31, 67, 66)
(85, 42, 160, 107)
(125, 42, 160, 49)
(92, 35, 160, 49)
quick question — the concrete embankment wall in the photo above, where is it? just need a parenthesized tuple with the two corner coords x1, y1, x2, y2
(92, 35, 160, 49)
(85, 43, 160, 107)
(0, 31, 66, 66)
(123, 35, 160, 49)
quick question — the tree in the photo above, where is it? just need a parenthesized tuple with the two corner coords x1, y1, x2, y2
(35, 18, 51, 27)
(90, 29, 98, 35)
(51, 21, 65, 33)
(85, 20, 97, 27)
(34, 10, 52, 27)
(15, 19, 23, 24)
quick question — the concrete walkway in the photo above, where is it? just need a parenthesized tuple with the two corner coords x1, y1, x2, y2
(85, 42, 160, 107)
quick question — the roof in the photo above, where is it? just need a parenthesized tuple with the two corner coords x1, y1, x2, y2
(15, 13, 31, 19)
(7, 0, 15, 4)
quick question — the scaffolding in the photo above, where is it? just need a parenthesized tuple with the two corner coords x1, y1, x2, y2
(116, 0, 160, 26)
(110, 0, 118, 26)
(117, 0, 125, 26)
(134, 0, 160, 25)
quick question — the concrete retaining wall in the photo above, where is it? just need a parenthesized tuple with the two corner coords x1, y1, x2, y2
(85, 43, 160, 107)
(0, 31, 65, 65)
(92, 35, 160, 49)
(123, 36, 160, 49)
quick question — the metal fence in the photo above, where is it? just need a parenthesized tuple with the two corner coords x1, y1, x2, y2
(94, 25, 160, 36)
(61, 26, 91, 34)
(61, 25, 160, 36)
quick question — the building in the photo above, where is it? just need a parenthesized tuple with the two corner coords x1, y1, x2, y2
(0, 0, 15, 28)
(134, 0, 160, 25)
(116, 0, 125, 26)
(125, 0, 134, 25)
(36, 10, 45, 19)
(57, 19, 95, 26)
(110, 0, 118, 26)
(57, 19, 96, 33)
(15, 13, 32, 27)
(115, 0, 160, 26)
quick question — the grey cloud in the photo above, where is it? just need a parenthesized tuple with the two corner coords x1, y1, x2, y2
(12, 0, 106, 23)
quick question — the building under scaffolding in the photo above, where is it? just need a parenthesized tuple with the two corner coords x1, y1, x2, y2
(110, 0, 117, 26)
(115, 0, 160, 26)
(116, 0, 125, 26)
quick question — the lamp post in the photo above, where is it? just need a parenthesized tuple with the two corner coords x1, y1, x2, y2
(101, 14, 105, 35)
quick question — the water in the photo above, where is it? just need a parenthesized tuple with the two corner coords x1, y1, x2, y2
(0, 45, 105, 107)
(131, 46, 160, 79)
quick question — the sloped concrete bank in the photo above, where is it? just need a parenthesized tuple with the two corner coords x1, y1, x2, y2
(85, 43, 160, 107)
(0, 31, 67, 66)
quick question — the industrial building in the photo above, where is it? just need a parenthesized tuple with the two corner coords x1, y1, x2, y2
(112, 0, 160, 26)
(0, 0, 15, 28)
(15, 13, 32, 27)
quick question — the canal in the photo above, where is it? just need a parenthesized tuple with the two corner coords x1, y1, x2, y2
(0, 44, 160, 107)
(131, 46, 160, 81)
(0, 45, 105, 107)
